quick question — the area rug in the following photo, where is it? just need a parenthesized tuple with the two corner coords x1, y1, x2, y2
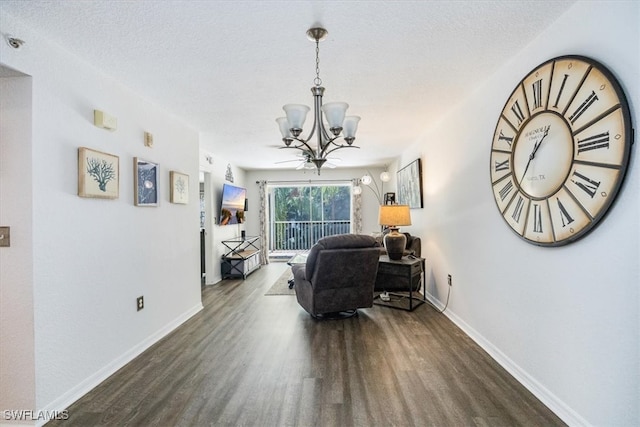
(265, 269, 295, 296)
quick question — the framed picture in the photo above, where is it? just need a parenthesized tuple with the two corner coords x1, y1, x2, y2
(134, 157, 159, 206)
(170, 171, 189, 204)
(384, 192, 396, 205)
(78, 147, 119, 199)
(397, 158, 423, 208)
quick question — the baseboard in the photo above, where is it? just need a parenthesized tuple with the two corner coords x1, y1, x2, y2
(205, 277, 221, 285)
(423, 292, 589, 427)
(35, 302, 204, 426)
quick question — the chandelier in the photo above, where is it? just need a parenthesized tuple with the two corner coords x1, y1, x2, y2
(276, 27, 360, 174)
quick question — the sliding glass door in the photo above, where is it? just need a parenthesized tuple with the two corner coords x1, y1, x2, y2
(269, 183, 352, 251)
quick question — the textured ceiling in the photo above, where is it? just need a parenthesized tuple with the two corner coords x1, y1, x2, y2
(1, 0, 576, 170)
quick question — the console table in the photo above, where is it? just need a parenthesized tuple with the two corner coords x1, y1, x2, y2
(221, 236, 261, 279)
(374, 255, 426, 311)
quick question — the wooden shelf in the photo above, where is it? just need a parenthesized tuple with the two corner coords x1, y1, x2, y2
(224, 249, 258, 259)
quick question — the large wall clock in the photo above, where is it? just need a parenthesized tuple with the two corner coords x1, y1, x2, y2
(490, 55, 633, 246)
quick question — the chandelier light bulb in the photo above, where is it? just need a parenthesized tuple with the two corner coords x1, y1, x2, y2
(353, 185, 363, 195)
(361, 174, 372, 186)
(380, 171, 390, 182)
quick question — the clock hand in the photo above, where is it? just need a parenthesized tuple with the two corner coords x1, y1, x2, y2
(530, 126, 550, 158)
(518, 126, 550, 185)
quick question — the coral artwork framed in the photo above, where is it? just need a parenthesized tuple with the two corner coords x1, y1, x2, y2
(170, 171, 189, 204)
(134, 157, 159, 206)
(397, 158, 423, 209)
(78, 147, 119, 199)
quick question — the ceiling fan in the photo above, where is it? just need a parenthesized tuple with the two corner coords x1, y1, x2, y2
(275, 151, 341, 170)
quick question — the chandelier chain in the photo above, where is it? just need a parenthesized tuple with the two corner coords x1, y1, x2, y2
(276, 27, 360, 175)
(314, 39, 322, 86)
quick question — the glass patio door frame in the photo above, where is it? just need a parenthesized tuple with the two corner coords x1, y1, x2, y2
(267, 181, 353, 252)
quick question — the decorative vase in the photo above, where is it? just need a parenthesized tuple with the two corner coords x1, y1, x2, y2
(383, 228, 406, 260)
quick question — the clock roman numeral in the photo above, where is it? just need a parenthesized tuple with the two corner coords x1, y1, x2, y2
(532, 203, 543, 233)
(571, 170, 601, 199)
(568, 90, 599, 125)
(556, 198, 575, 227)
(494, 158, 509, 172)
(511, 196, 524, 222)
(532, 79, 543, 110)
(498, 130, 514, 147)
(498, 180, 514, 201)
(577, 131, 610, 154)
(510, 100, 526, 126)
(553, 73, 569, 108)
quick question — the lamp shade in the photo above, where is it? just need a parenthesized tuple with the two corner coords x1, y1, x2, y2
(321, 102, 349, 129)
(342, 116, 360, 139)
(283, 104, 310, 130)
(378, 205, 411, 227)
(276, 117, 292, 138)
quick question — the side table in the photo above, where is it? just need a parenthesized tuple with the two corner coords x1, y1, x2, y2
(374, 255, 426, 311)
(287, 253, 308, 288)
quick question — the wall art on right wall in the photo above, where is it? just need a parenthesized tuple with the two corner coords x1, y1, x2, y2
(397, 158, 423, 208)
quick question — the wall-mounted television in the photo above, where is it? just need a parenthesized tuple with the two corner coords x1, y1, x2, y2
(219, 183, 246, 225)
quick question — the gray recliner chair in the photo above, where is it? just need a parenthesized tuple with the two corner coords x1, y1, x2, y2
(293, 234, 380, 319)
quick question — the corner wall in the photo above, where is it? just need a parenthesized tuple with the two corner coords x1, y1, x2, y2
(198, 143, 248, 284)
(1, 11, 203, 417)
(0, 73, 35, 419)
(400, 1, 639, 425)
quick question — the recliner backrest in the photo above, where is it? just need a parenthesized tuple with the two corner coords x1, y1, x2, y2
(305, 234, 379, 279)
(310, 247, 381, 291)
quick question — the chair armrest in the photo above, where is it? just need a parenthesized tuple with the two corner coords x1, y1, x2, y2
(292, 264, 306, 281)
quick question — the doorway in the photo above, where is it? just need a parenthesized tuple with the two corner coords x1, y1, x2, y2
(199, 171, 216, 286)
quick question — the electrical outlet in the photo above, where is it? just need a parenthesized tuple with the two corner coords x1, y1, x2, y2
(447, 274, 452, 286)
(137, 296, 144, 311)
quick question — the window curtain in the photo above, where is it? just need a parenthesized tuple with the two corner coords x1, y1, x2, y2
(257, 180, 270, 265)
(352, 179, 363, 234)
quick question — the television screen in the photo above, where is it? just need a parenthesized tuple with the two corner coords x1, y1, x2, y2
(219, 184, 246, 225)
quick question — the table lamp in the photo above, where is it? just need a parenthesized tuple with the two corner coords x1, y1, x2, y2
(378, 205, 411, 260)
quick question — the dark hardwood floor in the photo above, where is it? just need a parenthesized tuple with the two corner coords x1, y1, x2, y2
(49, 263, 565, 426)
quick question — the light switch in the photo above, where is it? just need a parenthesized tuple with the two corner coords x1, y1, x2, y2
(0, 226, 10, 247)
(94, 110, 117, 131)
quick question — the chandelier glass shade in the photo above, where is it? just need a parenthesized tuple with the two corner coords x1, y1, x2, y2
(276, 27, 360, 174)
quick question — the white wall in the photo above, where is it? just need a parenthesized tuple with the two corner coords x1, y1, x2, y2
(399, 1, 639, 425)
(0, 73, 36, 417)
(0, 11, 203, 418)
